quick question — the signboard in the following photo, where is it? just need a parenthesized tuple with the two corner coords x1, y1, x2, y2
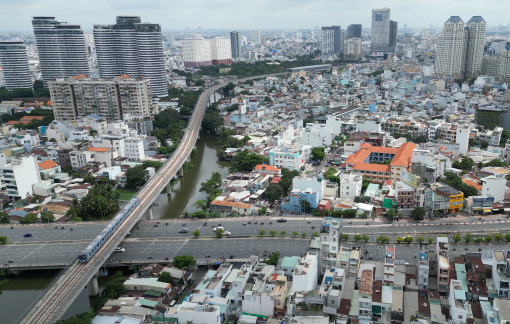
(400, 170, 418, 189)
(474, 197, 494, 203)
(375, 14, 382, 21)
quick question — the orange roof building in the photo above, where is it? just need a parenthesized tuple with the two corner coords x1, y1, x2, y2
(345, 142, 416, 184)
(38, 160, 59, 170)
(254, 164, 281, 174)
(20, 116, 44, 121)
(87, 147, 109, 152)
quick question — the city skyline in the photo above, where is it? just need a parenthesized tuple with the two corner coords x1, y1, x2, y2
(1, 0, 509, 31)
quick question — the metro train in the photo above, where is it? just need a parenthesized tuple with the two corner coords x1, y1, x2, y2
(78, 197, 140, 262)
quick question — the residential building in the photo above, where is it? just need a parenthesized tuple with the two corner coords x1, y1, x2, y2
(268, 145, 310, 171)
(436, 237, 450, 296)
(319, 217, 341, 274)
(449, 279, 468, 323)
(70, 150, 93, 170)
(124, 137, 145, 160)
(492, 250, 510, 298)
(298, 123, 333, 147)
(358, 270, 373, 322)
(293, 252, 318, 292)
(383, 246, 395, 286)
(418, 245, 429, 290)
(93, 16, 167, 97)
(436, 16, 486, 79)
(230, 31, 242, 59)
(252, 30, 260, 44)
(182, 38, 232, 67)
(339, 172, 362, 200)
(322, 26, 342, 56)
(49, 75, 156, 122)
(481, 175, 506, 202)
(347, 24, 362, 38)
(32, 17, 89, 85)
(394, 181, 415, 210)
(0, 42, 32, 90)
(344, 37, 361, 61)
(2, 156, 41, 200)
(176, 302, 221, 324)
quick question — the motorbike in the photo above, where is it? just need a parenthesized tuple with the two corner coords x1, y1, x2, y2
(248, 221, 252, 224)
(203, 222, 207, 226)
(269, 222, 272, 225)
(182, 223, 186, 226)
(61, 226, 65, 229)
(261, 222, 265, 225)
(348, 221, 352, 224)
(10, 226, 13, 229)
(254, 221, 258, 224)
(218, 223, 222, 226)
(154, 224, 158, 227)
(137, 226, 140, 229)
(465, 247, 469, 250)
(8, 259, 13, 263)
(70, 228, 73, 231)
(365, 222, 369, 225)
(311, 226, 315, 229)
(165, 257, 169, 260)
(148, 256, 153, 259)
(243, 222, 246, 225)
(166, 223, 169, 225)
(307, 220, 311, 224)
(368, 257, 373, 260)
(453, 248, 456, 251)
(365, 250, 368, 254)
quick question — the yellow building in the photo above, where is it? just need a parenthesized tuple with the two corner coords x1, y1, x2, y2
(448, 192, 464, 213)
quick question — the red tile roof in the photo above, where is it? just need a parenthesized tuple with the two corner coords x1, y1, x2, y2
(390, 142, 416, 167)
(353, 162, 391, 172)
(72, 74, 87, 80)
(88, 147, 109, 152)
(254, 164, 280, 172)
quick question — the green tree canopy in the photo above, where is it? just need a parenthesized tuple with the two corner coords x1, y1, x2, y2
(172, 255, 195, 269)
(19, 213, 37, 224)
(263, 183, 284, 202)
(411, 207, 426, 220)
(158, 271, 173, 283)
(230, 150, 268, 172)
(311, 146, 326, 161)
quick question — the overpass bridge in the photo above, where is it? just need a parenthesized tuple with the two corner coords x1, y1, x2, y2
(17, 73, 287, 324)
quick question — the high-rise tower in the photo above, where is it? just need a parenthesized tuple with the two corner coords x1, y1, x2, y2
(371, 8, 391, 51)
(436, 16, 486, 79)
(93, 16, 167, 97)
(347, 24, 362, 38)
(321, 26, 342, 56)
(0, 42, 32, 90)
(230, 31, 241, 59)
(32, 17, 89, 85)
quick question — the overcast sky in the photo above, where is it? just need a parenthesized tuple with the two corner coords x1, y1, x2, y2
(2, 0, 509, 32)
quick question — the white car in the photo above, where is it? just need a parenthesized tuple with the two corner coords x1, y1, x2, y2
(224, 231, 232, 236)
(114, 247, 125, 253)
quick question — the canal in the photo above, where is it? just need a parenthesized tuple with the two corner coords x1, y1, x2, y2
(1, 133, 228, 323)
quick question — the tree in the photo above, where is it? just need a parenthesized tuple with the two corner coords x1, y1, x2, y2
(300, 199, 312, 214)
(19, 213, 37, 224)
(396, 237, 404, 244)
(362, 234, 369, 243)
(280, 231, 287, 237)
(474, 236, 483, 244)
(412, 207, 426, 220)
(215, 228, 224, 238)
(230, 150, 268, 172)
(40, 211, 55, 223)
(0, 236, 7, 244)
(500, 129, 509, 147)
(292, 231, 298, 238)
(258, 207, 267, 215)
(301, 232, 307, 239)
(193, 200, 208, 211)
(269, 230, 277, 237)
(494, 233, 503, 243)
(416, 236, 425, 243)
(485, 235, 493, 243)
(313, 232, 319, 237)
(192, 230, 200, 239)
(311, 146, 326, 161)
(452, 233, 462, 243)
(464, 232, 473, 243)
(263, 184, 284, 202)
(403, 236, 413, 244)
(266, 252, 281, 266)
(54, 310, 95, 324)
(259, 230, 266, 236)
(354, 234, 362, 242)
(158, 271, 173, 283)
(505, 233, 510, 242)
(0, 212, 9, 224)
(172, 255, 195, 269)
(386, 209, 397, 221)
(480, 140, 489, 149)
(427, 237, 434, 244)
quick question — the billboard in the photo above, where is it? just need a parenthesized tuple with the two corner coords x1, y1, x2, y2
(400, 170, 418, 189)
(375, 14, 382, 21)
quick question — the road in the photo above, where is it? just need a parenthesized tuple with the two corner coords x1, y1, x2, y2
(2, 218, 509, 245)
(1, 237, 503, 270)
(18, 73, 289, 324)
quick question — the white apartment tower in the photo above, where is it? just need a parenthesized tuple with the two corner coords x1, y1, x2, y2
(32, 17, 89, 86)
(93, 16, 167, 97)
(2, 156, 41, 200)
(49, 75, 155, 122)
(0, 42, 32, 90)
(182, 38, 232, 68)
(436, 16, 486, 79)
(252, 29, 261, 44)
(321, 26, 341, 56)
(462, 16, 487, 79)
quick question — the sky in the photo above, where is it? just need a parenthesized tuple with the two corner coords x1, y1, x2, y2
(1, 0, 510, 32)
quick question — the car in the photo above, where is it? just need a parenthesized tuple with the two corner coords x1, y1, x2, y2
(23, 233, 33, 237)
(179, 228, 189, 233)
(224, 231, 232, 236)
(114, 247, 125, 253)
(276, 218, 287, 223)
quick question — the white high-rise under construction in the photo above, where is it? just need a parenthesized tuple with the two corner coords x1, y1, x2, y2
(32, 17, 89, 85)
(0, 42, 32, 90)
(436, 16, 486, 79)
(93, 16, 167, 97)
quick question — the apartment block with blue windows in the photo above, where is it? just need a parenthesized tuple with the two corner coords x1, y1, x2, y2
(280, 188, 320, 213)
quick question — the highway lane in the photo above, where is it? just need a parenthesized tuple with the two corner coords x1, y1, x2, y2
(2, 218, 509, 245)
(2, 238, 503, 269)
